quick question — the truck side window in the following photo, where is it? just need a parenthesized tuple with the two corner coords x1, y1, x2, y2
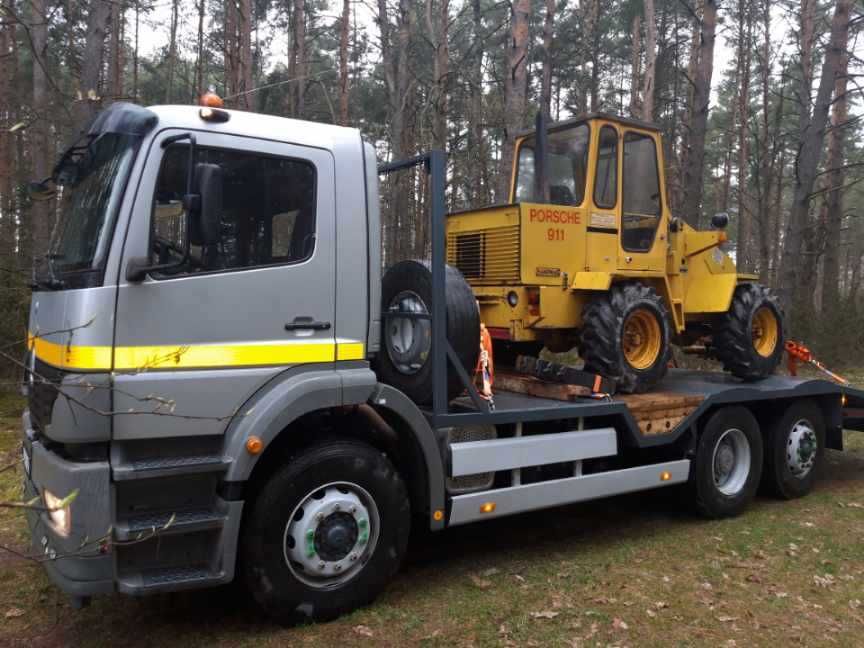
(593, 126, 617, 209)
(150, 144, 317, 275)
(621, 132, 661, 252)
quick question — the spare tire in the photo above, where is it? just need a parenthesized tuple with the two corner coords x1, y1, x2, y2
(375, 260, 479, 405)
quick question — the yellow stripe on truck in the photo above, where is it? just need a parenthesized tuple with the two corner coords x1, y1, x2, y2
(28, 334, 365, 371)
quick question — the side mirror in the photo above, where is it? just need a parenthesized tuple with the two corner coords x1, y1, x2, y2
(192, 163, 223, 246)
(711, 212, 729, 229)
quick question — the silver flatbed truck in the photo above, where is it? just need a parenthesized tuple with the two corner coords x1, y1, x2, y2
(21, 101, 864, 623)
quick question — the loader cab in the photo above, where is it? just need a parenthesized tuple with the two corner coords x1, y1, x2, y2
(510, 114, 670, 274)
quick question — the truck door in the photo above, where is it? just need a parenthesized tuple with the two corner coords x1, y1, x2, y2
(618, 130, 664, 271)
(112, 130, 336, 439)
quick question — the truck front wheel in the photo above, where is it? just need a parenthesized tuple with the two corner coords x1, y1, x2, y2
(241, 440, 411, 624)
(690, 406, 763, 518)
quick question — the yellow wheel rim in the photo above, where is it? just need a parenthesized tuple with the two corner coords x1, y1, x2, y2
(622, 308, 662, 370)
(752, 306, 779, 357)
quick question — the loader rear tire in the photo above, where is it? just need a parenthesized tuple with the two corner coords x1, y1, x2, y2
(375, 260, 480, 405)
(580, 283, 672, 394)
(713, 283, 785, 381)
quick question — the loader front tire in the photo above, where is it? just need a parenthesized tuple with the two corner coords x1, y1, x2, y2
(713, 283, 785, 381)
(580, 283, 672, 394)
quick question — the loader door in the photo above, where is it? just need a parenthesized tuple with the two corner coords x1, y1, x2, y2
(618, 131, 664, 271)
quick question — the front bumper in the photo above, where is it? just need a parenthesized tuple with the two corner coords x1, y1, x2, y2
(22, 410, 114, 596)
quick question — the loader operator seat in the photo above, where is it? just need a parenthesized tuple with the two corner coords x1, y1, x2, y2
(549, 184, 576, 206)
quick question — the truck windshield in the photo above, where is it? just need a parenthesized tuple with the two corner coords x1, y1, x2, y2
(514, 123, 590, 206)
(44, 132, 139, 281)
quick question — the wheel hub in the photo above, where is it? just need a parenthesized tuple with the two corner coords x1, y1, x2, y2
(751, 306, 779, 358)
(314, 512, 359, 561)
(622, 308, 662, 371)
(786, 419, 817, 477)
(712, 428, 752, 496)
(384, 290, 431, 375)
(283, 483, 379, 589)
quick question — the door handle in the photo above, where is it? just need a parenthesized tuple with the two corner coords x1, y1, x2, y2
(285, 317, 331, 331)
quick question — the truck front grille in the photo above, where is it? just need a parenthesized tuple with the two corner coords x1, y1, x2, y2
(29, 358, 62, 433)
(447, 224, 520, 282)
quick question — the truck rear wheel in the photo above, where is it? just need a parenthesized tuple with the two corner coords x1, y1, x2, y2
(763, 400, 825, 499)
(376, 260, 480, 404)
(580, 283, 672, 393)
(240, 440, 410, 624)
(690, 406, 763, 518)
(713, 283, 785, 381)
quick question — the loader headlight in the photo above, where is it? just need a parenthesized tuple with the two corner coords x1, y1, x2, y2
(507, 291, 519, 307)
(43, 489, 73, 537)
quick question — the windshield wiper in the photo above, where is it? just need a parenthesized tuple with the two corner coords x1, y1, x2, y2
(31, 254, 66, 290)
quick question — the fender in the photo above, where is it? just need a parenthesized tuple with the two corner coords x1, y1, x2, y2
(223, 363, 377, 481)
(367, 383, 447, 531)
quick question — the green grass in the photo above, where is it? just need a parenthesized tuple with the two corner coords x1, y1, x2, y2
(0, 386, 863, 647)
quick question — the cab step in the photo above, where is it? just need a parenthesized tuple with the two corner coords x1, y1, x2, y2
(117, 565, 226, 595)
(114, 507, 227, 541)
(112, 455, 231, 481)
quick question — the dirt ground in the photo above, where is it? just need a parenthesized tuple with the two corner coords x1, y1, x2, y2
(0, 387, 863, 648)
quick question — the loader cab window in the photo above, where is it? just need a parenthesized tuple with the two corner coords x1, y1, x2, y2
(514, 124, 589, 206)
(593, 126, 618, 209)
(621, 131, 661, 252)
(151, 145, 316, 275)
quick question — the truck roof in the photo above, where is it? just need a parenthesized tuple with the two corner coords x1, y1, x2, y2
(145, 104, 363, 152)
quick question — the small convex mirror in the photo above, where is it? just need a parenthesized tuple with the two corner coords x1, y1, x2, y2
(711, 212, 729, 229)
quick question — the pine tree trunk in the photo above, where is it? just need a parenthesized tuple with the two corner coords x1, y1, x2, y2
(499, 0, 531, 201)
(641, 0, 656, 120)
(30, 0, 53, 257)
(338, 0, 350, 125)
(133, 0, 140, 100)
(541, 0, 555, 121)
(290, 0, 306, 117)
(468, 0, 487, 205)
(77, 0, 111, 129)
(820, 0, 850, 311)
(237, 0, 254, 110)
(680, 0, 717, 227)
(166, 0, 178, 102)
(735, 0, 753, 272)
(108, 0, 123, 100)
(778, 0, 851, 313)
(427, 0, 449, 151)
(629, 14, 642, 117)
(196, 0, 206, 96)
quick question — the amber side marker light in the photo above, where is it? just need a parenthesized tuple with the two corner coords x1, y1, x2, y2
(660, 471, 672, 482)
(842, 394, 848, 407)
(246, 436, 264, 455)
(479, 502, 496, 514)
(432, 509, 444, 522)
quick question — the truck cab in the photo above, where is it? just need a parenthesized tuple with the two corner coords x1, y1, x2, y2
(23, 101, 402, 602)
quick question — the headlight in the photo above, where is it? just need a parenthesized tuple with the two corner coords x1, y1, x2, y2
(43, 489, 72, 537)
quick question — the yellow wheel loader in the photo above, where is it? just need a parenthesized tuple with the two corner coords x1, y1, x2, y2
(446, 113, 785, 393)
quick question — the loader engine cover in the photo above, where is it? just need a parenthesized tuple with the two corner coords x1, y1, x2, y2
(375, 260, 480, 405)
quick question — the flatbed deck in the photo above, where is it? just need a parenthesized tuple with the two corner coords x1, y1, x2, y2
(437, 370, 864, 446)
